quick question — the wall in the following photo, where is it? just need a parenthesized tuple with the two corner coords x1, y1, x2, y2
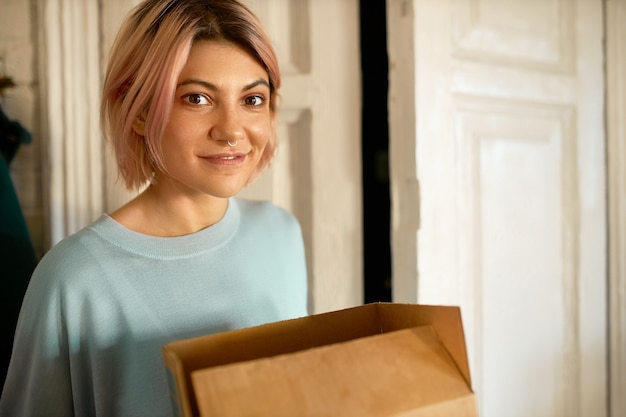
(0, 0, 44, 258)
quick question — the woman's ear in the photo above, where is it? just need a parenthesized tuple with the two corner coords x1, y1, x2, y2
(132, 114, 146, 137)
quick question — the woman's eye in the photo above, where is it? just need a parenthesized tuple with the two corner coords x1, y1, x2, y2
(244, 95, 265, 107)
(183, 94, 209, 106)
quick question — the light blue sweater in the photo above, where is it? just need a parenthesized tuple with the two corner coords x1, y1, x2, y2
(0, 198, 308, 417)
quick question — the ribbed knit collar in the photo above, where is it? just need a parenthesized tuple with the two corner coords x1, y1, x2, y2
(88, 198, 240, 259)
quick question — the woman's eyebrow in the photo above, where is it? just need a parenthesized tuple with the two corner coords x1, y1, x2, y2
(177, 78, 270, 92)
(242, 79, 270, 91)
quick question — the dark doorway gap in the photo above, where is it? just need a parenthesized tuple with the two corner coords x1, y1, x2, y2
(360, 1, 392, 303)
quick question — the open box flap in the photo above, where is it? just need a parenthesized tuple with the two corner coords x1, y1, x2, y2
(191, 325, 474, 417)
(374, 303, 472, 387)
(162, 303, 473, 417)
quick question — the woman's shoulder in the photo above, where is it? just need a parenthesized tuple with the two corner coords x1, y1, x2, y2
(30, 216, 116, 284)
(44, 215, 110, 250)
(233, 198, 299, 225)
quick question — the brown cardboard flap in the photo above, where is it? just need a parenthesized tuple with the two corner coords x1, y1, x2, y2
(393, 395, 478, 417)
(191, 326, 474, 417)
(162, 303, 474, 417)
(374, 303, 472, 387)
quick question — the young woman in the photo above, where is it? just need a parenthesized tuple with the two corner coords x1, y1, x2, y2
(0, 1, 308, 416)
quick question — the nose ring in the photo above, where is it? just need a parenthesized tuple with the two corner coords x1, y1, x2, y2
(227, 139, 238, 147)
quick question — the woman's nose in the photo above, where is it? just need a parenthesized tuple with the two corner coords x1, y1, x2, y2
(210, 105, 244, 144)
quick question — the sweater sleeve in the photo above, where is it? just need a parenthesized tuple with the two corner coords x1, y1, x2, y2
(0, 248, 77, 417)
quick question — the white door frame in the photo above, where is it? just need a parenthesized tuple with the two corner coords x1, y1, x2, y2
(37, 0, 104, 246)
(606, 0, 626, 414)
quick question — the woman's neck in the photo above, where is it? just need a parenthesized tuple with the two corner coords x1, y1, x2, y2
(109, 184, 229, 237)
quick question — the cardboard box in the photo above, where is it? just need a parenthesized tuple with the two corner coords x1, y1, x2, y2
(162, 302, 478, 417)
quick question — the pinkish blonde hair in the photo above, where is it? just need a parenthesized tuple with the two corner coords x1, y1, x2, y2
(101, 0, 281, 191)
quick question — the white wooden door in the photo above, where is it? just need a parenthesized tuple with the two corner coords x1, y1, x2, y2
(101, 0, 363, 315)
(387, 1, 607, 416)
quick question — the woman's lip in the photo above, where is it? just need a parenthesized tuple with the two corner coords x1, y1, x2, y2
(200, 153, 247, 165)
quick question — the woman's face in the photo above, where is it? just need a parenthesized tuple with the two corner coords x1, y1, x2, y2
(154, 40, 272, 199)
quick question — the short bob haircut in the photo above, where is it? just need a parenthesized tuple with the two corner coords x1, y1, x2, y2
(101, 0, 281, 191)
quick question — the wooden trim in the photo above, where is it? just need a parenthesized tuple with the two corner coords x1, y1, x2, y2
(386, 0, 419, 303)
(38, 0, 104, 245)
(606, 0, 626, 416)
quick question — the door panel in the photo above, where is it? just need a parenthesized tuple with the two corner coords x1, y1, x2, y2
(387, 0, 606, 416)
